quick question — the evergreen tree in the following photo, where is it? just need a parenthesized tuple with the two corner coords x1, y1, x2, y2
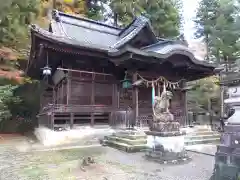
(195, 0, 240, 63)
(110, 0, 181, 37)
(194, 0, 219, 61)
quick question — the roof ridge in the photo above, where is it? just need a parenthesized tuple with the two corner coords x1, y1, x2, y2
(52, 10, 122, 30)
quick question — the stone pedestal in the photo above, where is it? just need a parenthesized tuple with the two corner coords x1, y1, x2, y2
(145, 131, 190, 164)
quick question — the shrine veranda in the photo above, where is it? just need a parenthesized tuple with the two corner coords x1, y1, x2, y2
(26, 10, 217, 130)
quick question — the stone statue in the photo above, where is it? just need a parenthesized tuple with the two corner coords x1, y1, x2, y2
(150, 90, 180, 133)
(145, 88, 189, 164)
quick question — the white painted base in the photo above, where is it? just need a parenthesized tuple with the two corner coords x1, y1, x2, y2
(147, 135, 185, 153)
(34, 126, 114, 147)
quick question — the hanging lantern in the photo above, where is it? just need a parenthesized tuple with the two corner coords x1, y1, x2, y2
(121, 71, 132, 89)
(42, 65, 52, 76)
(42, 51, 52, 76)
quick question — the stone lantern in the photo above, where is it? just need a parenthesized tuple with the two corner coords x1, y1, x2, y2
(214, 71, 240, 179)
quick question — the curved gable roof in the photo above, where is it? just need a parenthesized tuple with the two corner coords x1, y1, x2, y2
(142, 40, 215, 68)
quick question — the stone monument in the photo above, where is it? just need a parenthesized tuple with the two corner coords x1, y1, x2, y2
(214, 77, 240, 179)
(145, 89, 189, 164)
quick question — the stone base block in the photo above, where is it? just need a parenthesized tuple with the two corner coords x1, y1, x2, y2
(145, 134, 190, 164)
(146, 134, 185, 152)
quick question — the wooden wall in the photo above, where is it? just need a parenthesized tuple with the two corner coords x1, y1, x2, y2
(38, 68, 187, 128)
(51, 69, 117, 107)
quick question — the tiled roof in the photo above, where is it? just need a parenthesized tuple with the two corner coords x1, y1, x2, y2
(51, 10, 120, 48)
(31, 10, 216, 71)
(50, 10, 156, 50)
(31, 24, 110, 51)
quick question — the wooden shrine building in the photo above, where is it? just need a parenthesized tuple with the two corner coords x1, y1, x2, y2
(26, 10, 217, 130)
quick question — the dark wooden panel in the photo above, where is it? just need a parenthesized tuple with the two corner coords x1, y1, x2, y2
(95, 83, 113, 105)
(70, 81, 92, 105)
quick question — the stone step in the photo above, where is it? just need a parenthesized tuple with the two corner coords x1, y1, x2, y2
(185, 138, 220, 146)
(112, 133, 146, 140)
(106, 135, 147, 145)
(185, 134, 220, 141)
(102, 139, 146, 152)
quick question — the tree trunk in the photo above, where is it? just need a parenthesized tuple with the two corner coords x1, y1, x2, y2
(206, 34, 210, 61)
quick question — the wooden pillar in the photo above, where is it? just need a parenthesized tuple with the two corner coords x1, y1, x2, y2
(112, 84, 117, 108)
(56, 84, 59, 104)
(116, 85, 120, 108)
(182, 80, 188, 127)
(70, 112, 74, 129)
(50, 112, 54, 130)
(91, 77, 95, 126)
(91, 114, 94, 126)
(66, 72, 71, 105)
(111, 83, 117, 126)
(132, 72, 139, 127)
(53, 88, 56, 104)
(61, 82, 64, 104)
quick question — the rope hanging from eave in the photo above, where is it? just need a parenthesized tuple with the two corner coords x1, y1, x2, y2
(136, 72, 184, 89)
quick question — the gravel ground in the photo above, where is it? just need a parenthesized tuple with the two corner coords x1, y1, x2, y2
(98, 148, 215, 180)
(0, 140, 215, 180)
